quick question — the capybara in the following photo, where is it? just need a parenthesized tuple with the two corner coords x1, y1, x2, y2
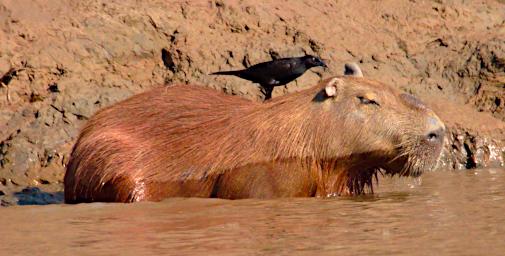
(64, 71, 445, 203)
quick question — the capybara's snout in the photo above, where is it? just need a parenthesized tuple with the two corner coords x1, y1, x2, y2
(424, 116, 445, 146)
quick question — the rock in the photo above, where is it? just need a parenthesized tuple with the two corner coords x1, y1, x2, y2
(427, 97, 505, 170)
(13, 187, 64, 205)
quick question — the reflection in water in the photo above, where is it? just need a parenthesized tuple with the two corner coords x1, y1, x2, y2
(1, 169, 505, 255)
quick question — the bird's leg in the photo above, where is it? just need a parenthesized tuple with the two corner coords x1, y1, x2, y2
(261, 86, 273, 101)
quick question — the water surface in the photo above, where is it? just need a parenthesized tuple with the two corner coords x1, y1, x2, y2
(2, 169, 505, 255)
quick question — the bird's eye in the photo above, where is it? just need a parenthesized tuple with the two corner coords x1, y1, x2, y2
(311, 57, 316, 61)
(357, 96, 380, 106)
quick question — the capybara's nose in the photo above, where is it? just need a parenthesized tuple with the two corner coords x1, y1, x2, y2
(425, 116, 445, 144)
(426, 127, 445, 144)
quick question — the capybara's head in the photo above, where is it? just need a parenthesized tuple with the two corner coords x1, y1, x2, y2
(311, 76, 445, 182)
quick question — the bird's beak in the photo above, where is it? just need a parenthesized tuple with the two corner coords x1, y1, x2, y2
(320, 59, 328, 69)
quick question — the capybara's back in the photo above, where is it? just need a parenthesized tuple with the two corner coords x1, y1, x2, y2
(64, 85, 257, 203)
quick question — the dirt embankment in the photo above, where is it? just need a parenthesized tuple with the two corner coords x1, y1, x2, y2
(0, 0, 504, 205)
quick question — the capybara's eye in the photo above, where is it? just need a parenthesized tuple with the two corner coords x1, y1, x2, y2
(357, 96, 380, 106)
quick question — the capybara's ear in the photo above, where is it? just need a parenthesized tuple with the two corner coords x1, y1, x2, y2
(324, 78, 344, 97)
(344, 63, 363, 77)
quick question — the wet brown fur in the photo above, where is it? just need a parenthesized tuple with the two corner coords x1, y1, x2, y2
(64, 77, 445, 203)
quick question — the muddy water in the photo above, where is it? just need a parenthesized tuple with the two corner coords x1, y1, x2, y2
(1, 169, 505, 256)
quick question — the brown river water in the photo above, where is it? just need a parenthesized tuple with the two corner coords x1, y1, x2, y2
(1, 168, 505, 255)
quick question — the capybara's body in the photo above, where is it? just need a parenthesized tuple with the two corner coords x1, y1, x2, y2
(64, 76, 445, 203)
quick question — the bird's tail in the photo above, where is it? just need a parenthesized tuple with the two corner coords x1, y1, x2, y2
(209, 70, 241, 76)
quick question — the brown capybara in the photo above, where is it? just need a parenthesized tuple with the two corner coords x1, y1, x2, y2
(64, 70, 445, 203)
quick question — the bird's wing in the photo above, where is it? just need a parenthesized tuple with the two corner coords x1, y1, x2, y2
(264, 58, 297, 72)
(265, 58, 306, 84)
(232, 57, 308, 86)
(246, 58, 297, 84)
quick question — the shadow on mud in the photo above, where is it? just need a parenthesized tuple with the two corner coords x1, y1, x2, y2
(13, 187, 64, 205)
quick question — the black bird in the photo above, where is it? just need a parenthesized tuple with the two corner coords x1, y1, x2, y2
(210, 55, 327, 100)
